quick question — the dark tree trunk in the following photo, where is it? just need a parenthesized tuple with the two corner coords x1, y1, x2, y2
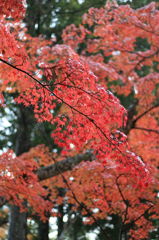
(38, 218, 49, 240)
(8, 105, 33, 240)
(8, 205, 27, 240)
(57, 204, 64, 238)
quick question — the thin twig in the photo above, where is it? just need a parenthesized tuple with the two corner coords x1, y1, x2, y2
(133, 127, 159, 134)
(50, 156, 111, 239)
(132, 103, 159, 125)
(116, 175, 129, 240)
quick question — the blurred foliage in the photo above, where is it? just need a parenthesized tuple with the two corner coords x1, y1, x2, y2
(25, 0, 106, 41)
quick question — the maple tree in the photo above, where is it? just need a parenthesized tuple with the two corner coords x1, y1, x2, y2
(0, 0, 159, 239)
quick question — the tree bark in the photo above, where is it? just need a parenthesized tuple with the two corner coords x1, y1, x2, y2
(8, 205, 27, 240)
(38, 218, 49, 240)
(57, 204, 64, 238)
(37, 151, 94, 181)
(8, 105, 33, 240)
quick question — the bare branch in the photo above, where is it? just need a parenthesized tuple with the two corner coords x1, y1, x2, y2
(37, 151, 94, 181)
(133, 103, 159, 126)
(133, 127, 159, 134)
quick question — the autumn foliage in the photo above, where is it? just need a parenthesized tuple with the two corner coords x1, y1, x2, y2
(0, 0, 159, 239)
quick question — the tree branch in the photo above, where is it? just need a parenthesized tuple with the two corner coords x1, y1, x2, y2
(124, 103, 159, 134)
(132, 103, 159, 126)
(133, 127, 159, 134)
(116, 175, 129, 240)
(0, 152, 94, 207)
(0, 57, 125, 154)
(122, 205, 153, 232)
(37, 151, 94, 181)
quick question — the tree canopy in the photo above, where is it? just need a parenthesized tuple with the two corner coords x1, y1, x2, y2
(0, 0, 159, 240)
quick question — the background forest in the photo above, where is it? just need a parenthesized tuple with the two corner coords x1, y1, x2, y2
(0, 0, 159, 240)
